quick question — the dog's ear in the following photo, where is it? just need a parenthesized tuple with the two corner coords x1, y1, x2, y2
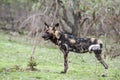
(44, 22, 49, 28)
(55, 23, 59, 27)
(53, 23, 59, 30)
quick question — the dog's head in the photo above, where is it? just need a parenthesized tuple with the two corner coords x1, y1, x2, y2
(42, 23, 61, 40)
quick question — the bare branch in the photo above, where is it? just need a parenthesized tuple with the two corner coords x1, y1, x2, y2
(83, 10, 97, 36)
(51, 0, 59, 26)
(58, 0, 74, 28)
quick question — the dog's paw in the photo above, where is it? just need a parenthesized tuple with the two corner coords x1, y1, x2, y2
(102, 74, 107, 77)
(60, 71, 66, 74)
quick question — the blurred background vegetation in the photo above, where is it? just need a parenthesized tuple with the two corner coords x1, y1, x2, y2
(0, 0, 120, 57)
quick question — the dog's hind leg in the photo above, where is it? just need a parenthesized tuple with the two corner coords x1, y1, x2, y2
(94, 50, 108, 77)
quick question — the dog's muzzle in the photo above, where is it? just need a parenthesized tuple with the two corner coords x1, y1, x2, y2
(42, 32, 51, 40)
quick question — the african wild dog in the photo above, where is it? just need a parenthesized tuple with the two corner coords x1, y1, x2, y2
(42, 23, 108, 77)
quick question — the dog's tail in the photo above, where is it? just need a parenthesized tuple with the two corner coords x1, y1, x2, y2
(89, 38, 103, 51)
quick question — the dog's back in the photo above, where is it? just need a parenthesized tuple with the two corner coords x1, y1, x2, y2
(57, 33, 103, 53)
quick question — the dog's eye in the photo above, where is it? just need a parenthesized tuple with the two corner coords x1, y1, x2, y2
(45, 31, 50, 34)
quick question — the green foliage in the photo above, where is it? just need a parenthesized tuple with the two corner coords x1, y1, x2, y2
(0, 0, 40, 13)
(32, 2, 42, 11)
(0, 0, 38, 4)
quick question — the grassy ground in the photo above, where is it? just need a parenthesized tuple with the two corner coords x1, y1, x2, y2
(0, 32, 120, 80)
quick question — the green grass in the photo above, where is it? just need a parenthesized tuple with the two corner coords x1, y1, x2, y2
(0, 32, 120, 80)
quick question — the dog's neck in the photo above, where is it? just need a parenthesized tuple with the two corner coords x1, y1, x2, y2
(49, 36, 58, 45)
(49, 31, 65, 45)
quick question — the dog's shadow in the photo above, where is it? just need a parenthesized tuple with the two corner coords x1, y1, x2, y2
(41, 69, 65, 74)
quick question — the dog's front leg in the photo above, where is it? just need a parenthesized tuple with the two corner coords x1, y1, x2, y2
(60, 48, 68, 74)
(62, 52, 68, 73)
